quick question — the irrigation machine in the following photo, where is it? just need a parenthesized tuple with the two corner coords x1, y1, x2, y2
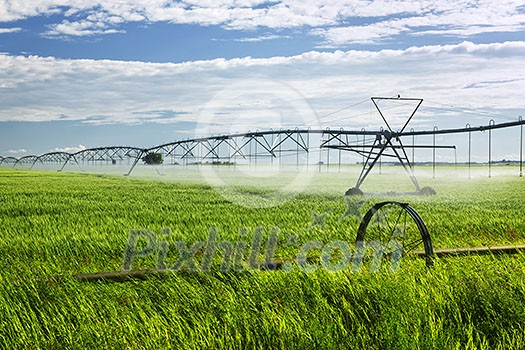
(2, 96, 525, 276)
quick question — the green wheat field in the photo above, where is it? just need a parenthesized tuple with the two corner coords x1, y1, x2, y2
(1, 166, 524, 349)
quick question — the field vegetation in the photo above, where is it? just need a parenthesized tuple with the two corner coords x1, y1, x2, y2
(0, 167, 524, 349)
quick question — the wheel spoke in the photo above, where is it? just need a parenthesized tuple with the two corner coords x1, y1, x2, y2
(404, 238, 423, 252)
(386, 208, 405, 244)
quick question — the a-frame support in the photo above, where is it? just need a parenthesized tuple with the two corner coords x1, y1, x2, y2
(353, 97, 423, 192)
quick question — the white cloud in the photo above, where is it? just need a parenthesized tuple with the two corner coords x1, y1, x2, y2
(51, 144, 87, 153)
(312, 20, 409, 46)
(6, 148, 27, 155)
(234, 34, 291, 42)
(45, 19, 125, 37)
(1, 1, 524, 43)
(0, 41, 524, 132)
(314, 4, 525, 46)
(0, 27, 21, 34)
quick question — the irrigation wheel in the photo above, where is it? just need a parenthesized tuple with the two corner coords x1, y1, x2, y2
(355, 201, 434, 268)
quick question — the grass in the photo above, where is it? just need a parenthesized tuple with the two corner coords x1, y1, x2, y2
(0, 167, 524, 349)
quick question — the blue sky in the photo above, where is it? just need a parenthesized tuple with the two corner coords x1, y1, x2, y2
(0, 1, 524, 161)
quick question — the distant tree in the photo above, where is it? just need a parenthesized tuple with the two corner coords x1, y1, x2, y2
(142, 152, 163, 165)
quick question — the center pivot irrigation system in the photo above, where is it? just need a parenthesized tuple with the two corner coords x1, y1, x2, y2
(4, 96, 522, 280)
(2, 97, 524, 196)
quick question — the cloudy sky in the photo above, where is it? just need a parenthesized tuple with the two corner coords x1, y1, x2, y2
(0, 0, 524, 159)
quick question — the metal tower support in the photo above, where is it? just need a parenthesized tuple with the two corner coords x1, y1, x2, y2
(0, 156, 18, 167)
(14, 155, 40, 168)
(322, 97, 425, 191)
(28, 152, 73, 170)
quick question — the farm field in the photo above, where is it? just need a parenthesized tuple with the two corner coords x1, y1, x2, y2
(1, 167, 525, 349)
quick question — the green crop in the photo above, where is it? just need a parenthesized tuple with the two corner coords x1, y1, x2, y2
(0, 167, 524, 349)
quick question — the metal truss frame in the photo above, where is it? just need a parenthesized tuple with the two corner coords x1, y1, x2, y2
(1, 97, 524, 192)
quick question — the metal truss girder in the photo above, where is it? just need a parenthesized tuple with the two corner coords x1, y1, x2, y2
(270, 131, 308, 153)
(2, 116, 524, 183)
(14, 155, 39, 167)
(0, 156, 18, 166)
(56, 147, 145, 173)
(230, 137, 253, 158)
(180, 141, 199, 159)
(201, 139, 223, 159)
(250, 134, 275, 156)
(320, 131, 349, 148)
(224, 138, 247, 159)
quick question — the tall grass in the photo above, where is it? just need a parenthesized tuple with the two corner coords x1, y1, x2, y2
(0, 168, 524, 349)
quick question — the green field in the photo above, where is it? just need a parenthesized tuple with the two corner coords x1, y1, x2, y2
(1, 167, 525, 349)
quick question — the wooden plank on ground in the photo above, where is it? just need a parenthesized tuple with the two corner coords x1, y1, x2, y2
(414, 244, 525, 257)
(57, 246, 525, 282)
